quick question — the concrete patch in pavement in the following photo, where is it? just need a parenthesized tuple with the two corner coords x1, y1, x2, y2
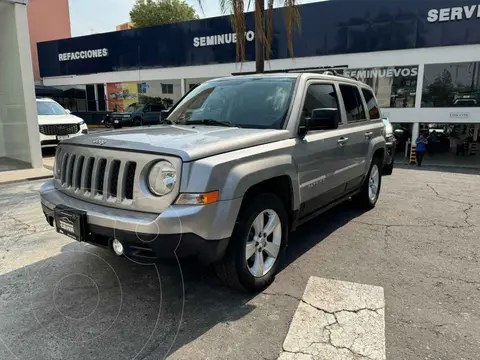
(278, 277, 385, 360)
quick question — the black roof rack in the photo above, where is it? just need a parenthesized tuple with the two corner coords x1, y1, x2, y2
(232, 65, 349, 75)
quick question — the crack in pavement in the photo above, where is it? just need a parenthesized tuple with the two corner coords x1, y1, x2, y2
(267, 290, 384, 360)
(426, 183, 480, 206)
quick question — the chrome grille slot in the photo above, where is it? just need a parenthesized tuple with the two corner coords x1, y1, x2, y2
(73, 156, 85, 190)
(109, 160, 121, 198)
(66, 155, 76, 187)
(124, 162, 136, 200)
(53, 145, 181, 213)
(95, 159, 107, 196)
(84, 158, 95, 192)
(61, 153, 69, 184)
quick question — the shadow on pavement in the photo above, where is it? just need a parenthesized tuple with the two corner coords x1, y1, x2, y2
(0, 201, 366, 359)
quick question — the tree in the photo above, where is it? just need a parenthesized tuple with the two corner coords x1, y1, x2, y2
(197, 0, 301, 73)
(130, 0, 199, 28)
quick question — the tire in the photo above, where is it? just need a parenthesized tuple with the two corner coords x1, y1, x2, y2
(133, 117, 142, 126)
(383, 158, 394, 175)
(215, 193, 288, 293)
(353, 156, 382, 209)
(104, 119, 112, 128)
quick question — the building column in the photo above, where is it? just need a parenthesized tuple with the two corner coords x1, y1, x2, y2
(0, 2, 42, 169)
(94, 83, 99, 111)
(180, 78, 186, 96)
(473, 124, 479, 142)
(410, 122, 420, 157)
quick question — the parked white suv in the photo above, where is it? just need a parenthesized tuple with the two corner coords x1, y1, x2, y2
(37, 98, 88, 148)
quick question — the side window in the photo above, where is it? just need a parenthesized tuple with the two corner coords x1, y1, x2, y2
(302, 83, 339, 124)
(361, 88, 380, 120)
(150, 104, 164, 112)
(339, 84, 366, 122)
(143, 105, 151, 112)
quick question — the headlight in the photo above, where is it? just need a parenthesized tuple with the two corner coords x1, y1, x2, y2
(79, 121, 85, 125)
(122, 114, 131, 118)
(148, 161, 176, 196)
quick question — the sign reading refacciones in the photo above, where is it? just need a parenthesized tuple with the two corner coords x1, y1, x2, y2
(58, 48, 109, 62)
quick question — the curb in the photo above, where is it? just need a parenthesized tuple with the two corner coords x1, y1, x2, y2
(0, 174, 53, 186)
(395, 162, 480, 171)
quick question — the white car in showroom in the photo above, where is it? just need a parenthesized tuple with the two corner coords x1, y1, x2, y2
(37, 98, 88, 148)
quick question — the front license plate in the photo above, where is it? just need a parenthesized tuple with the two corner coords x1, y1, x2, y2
(54, 205, 88, 241)
(57, 135, 69, 141)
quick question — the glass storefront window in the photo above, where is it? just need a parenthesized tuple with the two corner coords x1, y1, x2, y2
(422, 62, 480, 107)
(342, 66, 418, 108)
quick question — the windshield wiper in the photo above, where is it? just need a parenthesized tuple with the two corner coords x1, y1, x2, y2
(186, 119, 235, 127)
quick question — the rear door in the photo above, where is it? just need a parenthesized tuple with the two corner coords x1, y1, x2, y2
(293, 81, 348, 217)
(337, 83, 371, 191)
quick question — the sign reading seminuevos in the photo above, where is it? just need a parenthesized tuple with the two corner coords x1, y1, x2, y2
(194, 31, 255, 47)
(344, 67, 418, 78)
(59, 48, 109, 61)
(427, 5, 480, 22)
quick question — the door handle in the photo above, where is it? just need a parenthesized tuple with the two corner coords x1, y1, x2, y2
(365, 131, 374, 139)
(337, 137, 349, 146)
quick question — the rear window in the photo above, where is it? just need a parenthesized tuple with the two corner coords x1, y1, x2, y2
(339, 85, 366, 122)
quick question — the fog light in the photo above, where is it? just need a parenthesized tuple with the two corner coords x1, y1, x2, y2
(112, 239, 124, 256)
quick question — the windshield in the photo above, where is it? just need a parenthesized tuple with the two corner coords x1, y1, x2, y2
(36, 101, 66, 115)
(168, 77, 296, 129)
(125, 104, 144, 112)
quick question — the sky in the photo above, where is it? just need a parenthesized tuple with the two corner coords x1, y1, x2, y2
(69, 0, 322, 37)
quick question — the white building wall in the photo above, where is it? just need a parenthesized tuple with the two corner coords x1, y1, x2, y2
(42, 44, 480, 124)
(0, 1, 42, 168)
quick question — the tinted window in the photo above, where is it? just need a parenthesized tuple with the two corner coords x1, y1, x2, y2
(422, 61, 480, 108)
(168, 78, 296, 129)
(361, 88, 381, 119)
(150, 104, 164, 112)
(302, 84, 339, 122)
(339, 85, 366, 122)
(36, 101, 66, 115)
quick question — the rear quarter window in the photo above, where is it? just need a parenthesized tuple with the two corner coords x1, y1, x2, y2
(361, 88, 381, 120)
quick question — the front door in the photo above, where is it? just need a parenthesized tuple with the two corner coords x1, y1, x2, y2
(293, 82, 348, 218)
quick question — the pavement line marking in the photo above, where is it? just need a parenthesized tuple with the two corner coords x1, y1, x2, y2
(278, 277, 385, 360)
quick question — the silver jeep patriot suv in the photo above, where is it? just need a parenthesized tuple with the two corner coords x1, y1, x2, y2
(40, 72, 387, 293)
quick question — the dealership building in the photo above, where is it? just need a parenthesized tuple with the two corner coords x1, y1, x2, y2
(34, 0, 480, 163)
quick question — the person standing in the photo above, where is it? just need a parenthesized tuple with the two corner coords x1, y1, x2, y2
(415, 133, 428, 167)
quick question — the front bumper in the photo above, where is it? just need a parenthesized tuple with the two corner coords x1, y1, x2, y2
(40, 180, 241, 263)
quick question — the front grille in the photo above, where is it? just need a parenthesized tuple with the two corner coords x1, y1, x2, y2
(53, 145, 181, 213)
(40, 123, 80, 136)
(56, 150, 136, 202)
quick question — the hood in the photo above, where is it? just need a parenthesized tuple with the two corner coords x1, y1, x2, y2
(61, 125, 290, 161)
(38, 114, 84, 125)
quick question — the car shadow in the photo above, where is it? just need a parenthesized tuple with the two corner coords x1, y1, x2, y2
(280, 201, 366, 271)
(0, 201, 367, 359)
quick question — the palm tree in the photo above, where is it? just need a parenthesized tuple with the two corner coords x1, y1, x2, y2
(198, 0, 301, 73)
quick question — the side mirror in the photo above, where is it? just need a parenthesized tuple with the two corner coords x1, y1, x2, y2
(65, 109, 71, 114)
(143, 107, 150, 113)
(305, 108, 339, 132)
(160, 110, 169, 121)
(393, 129, 404, 139)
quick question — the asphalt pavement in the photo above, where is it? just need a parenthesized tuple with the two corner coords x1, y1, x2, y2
(0, 167, 479, 360)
